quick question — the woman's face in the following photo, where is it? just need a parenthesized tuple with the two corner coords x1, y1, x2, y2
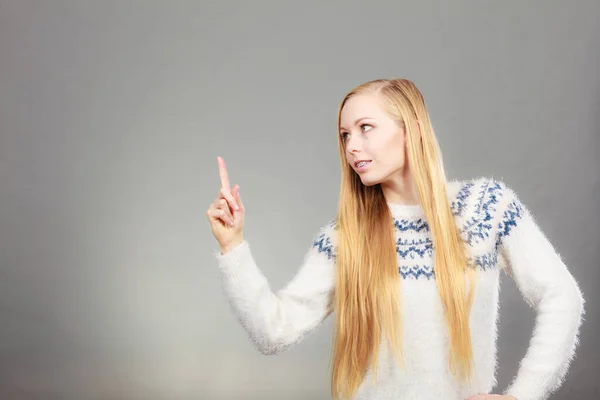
(339, 92, 407, 187)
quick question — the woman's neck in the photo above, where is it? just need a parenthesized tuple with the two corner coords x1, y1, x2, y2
(380, 169, 420, 206)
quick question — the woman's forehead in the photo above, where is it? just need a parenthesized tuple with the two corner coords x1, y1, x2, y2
(340, 93, 386, 121)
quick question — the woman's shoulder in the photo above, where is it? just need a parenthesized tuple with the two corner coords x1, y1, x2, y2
(449, 175, 520, 203)
(447, 175, 525, 222)
(309, 218, 338, 261)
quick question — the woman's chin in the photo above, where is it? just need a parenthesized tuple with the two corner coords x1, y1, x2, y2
(359, 175, 381, 187)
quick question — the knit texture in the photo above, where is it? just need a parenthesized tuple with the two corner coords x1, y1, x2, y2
(215, 177, 585, 400)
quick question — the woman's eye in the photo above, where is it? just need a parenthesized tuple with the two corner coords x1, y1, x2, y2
(340, 124, 372, 140)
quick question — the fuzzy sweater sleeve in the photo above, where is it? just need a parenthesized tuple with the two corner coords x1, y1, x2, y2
(214, 223, 336, 355)
(494, 182, 585, 400)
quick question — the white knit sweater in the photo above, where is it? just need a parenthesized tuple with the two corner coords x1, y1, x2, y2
(214, 177, 585, 400)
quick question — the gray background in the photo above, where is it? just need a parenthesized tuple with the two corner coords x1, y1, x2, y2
(0, 1, 598, 399)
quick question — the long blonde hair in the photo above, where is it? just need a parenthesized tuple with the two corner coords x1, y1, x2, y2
(331, 78, 477, 399)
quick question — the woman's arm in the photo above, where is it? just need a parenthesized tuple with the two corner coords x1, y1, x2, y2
(214, 223, 336, 355)
(495, 182, 585, 400)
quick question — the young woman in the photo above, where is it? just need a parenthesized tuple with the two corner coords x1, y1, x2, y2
(206, 78, 585, 400)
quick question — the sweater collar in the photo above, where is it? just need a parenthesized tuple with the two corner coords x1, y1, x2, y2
(386, 201, 425, 219)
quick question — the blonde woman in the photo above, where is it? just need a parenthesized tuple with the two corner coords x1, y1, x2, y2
(206, 79, 585, 400)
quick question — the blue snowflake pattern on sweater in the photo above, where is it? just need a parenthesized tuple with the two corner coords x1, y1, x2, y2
(470, 251, 499, 271)
(394, 218, 430, 233)
(451, 181, 475, 217)
(399, 264, 435, 280)
(496, 198, 525, 248)
(312, 232, 335, 261)
(310, 179, 525, 280)
(396, 238, 434, 259)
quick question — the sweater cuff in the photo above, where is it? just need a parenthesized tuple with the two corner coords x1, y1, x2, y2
(214, 240, 262, 286)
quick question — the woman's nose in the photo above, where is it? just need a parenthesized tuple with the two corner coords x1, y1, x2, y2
(345, 137, 362, 154)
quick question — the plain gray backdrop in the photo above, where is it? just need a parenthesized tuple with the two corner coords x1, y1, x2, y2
(0, 1, 598, 399)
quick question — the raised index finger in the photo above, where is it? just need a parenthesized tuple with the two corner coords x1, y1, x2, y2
(217, 156, 231, 189)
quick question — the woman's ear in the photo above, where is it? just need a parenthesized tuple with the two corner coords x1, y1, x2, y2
(401, 120, 408, 138)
